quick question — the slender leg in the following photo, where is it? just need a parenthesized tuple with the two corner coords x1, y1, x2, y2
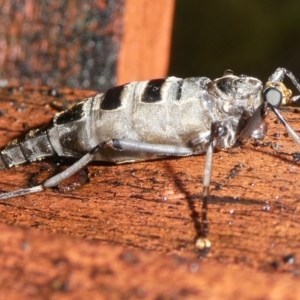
(110, 139, 194, 156)
(269, 68, 300, 91)
(195, 122, 226, 252)
(0, 139, 194, 200)
(240, 90, 300, 144)
(0, 143, 102, 199)
(270, 105, 300, 145)
(238, 102, 268, 141)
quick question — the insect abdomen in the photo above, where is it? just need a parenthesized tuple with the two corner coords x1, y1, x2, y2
(96, 76, 213, 145)
(0, 124, 56, 169)
(0, 76, 213, 168)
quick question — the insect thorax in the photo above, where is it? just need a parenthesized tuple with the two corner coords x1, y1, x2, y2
(205, 74, 264, 149)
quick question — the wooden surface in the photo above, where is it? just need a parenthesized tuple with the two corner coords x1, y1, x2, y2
(117, 0, 175, 84)
(0, 87, 300, 299)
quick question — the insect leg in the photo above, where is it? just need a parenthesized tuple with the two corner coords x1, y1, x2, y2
(269, 68, 300, 89)
(0, 140, 194, 200)
(112, 137, 219, 253)
(240, 95, 300, 145)
(45, 140, 195, 188)
(270, 105, 300, 145)
(111, 139, 194, 156)
(0, 144, 103, 200)
(238, 102, 268, 141)
(195, 122, 226, 252)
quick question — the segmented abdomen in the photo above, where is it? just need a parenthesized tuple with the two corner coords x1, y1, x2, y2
(0, 76, 213, 168)
(0, 124, 56, 169)
(95, 76, 213, 145)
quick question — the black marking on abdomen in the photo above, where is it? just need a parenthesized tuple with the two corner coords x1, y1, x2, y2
(175, 79, 183, 100)
(100, 85, 124, 110)
(55, 102, 85, 125)
(141, 79, 165, 103)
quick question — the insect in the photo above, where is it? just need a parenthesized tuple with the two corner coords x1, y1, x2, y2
(0, 68, 300, 251)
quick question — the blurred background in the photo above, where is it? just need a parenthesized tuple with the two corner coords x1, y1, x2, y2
(1, 0, 300, 89)
(169, 0, 300, 82)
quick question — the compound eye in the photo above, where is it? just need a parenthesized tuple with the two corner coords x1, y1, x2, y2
(214, 123, 227, 138)
(263, 87, 283, 107)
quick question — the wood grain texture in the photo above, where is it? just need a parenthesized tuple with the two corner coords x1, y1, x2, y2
(0, 87, 299, 298)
